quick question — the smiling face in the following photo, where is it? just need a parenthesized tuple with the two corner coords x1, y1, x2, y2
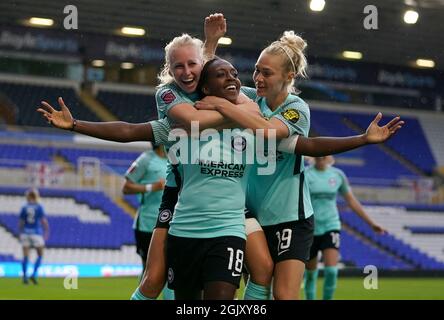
(253, 52, 292, 98)
(169, 45, 204, 93)
(200, 59, 241, 103)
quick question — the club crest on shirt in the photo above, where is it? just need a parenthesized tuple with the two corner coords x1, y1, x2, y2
(168, 268, 174, 283)
(328, 177, 337, 187)
(231, 136, 247, 152)
(161, 90, 176, 104)
(281, 109, 300, 123)
(158, 209, 173, 223)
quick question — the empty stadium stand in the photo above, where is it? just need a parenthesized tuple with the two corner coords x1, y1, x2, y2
(96, 90, 157, 123)
(0, 187, 139, 265)
(0, 76, 101, 127)
(341, 206, 444, 270)
(310, 109, 420, 182)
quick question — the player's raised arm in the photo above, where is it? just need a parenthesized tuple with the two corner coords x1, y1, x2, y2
(203, 13, 226, 61)
(37, 97, 155, 142)
(278, 113, 404, 156)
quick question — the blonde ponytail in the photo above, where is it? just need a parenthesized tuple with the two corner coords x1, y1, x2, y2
(263, 30, 308, 92)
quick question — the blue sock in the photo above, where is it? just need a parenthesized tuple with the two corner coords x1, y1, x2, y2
(32, 256, 42, 278)
(22, 257, 29, 279)
(304, 269, 318, 300)
(243, 280, 271, 300)
(162, 283, 175, 300)
(130, 287, 156, 300)
(323, 266, 338, 300)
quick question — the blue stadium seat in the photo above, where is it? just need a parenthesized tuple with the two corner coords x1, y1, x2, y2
(96, 90, 157, 122)
(0, 144, 54, 168)
(405, 226, 444, 234)
(341, 211, 444, 270)
(0, 81, 101, 127)
(311, 109, 419, 183)
(347, 113, 436, 174)
(0, 186, 135, 249)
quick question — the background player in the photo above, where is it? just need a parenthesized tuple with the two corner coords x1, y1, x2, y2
(122, 144, 175, 300)
(304, 155, 386, 300)
(18, 188, 50, 285)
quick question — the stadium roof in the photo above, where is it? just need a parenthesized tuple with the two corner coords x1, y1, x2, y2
(2, 0, 444, 69)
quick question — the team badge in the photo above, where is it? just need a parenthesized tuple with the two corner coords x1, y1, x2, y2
(161, 90, 176, 104)
(328, 177, 337, 187)
(231, 136, 247, 152)
(158, 209, 172, 223)
(168, 268, 174, 283)
(281, 109, 300, 123)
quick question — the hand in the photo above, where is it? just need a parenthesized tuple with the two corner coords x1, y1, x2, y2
(152, 179, 166, 192)
(195, 101, 218, 111)
(364, 113, 404, 144)
(371, 224, 386, 235)
(204, 13, 227, 43)
(195, 96, 227, 111)
(37, 97, 74, 130)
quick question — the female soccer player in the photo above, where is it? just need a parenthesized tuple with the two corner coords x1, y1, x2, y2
(122, 144, 172, 299)
(19, 188, 50, 285)
(195, 30, 402, 300)
(304, 155, 386, 300)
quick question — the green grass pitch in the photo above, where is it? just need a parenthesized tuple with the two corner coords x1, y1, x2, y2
(0, 277, 443, 300)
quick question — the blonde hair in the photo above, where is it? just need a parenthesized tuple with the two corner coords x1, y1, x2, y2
(157, 34, 204, 88)
(26, 188, 40, 203)
(263, 30, 308, 93)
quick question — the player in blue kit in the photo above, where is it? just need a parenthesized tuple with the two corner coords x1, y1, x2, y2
(19, 188, 50, 285)
(304, 156, 385, 300)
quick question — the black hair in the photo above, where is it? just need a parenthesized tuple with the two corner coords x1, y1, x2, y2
(196, 56, 223, 96)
